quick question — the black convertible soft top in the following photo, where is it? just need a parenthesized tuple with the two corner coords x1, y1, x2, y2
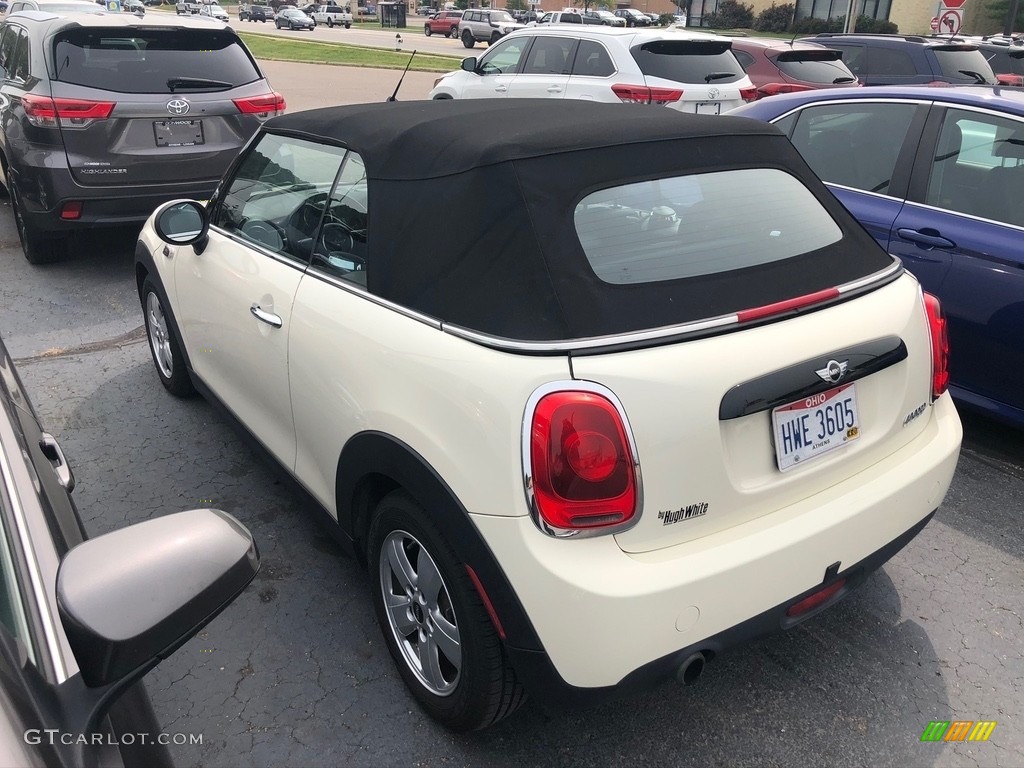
(264, 100, 893, 343)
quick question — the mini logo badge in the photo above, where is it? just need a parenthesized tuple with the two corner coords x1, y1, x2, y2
(166, 99, 190, 115)
(707, 87, 720, 99)
(815, 359, 849, 384)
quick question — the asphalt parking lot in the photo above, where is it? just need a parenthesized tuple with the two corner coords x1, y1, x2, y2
(0, 63, 1022, 768)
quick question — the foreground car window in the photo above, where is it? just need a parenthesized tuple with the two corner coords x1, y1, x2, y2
(787, 103, 916, 194)
(213, 133, 347, 262)
(311, 152, 369, 284)
(53, 29, 261, 93)
(574, 168, 841, 284)
(0, 504, 35, 666)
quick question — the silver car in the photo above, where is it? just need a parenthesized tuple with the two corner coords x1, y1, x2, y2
(0, 12, 284, 264)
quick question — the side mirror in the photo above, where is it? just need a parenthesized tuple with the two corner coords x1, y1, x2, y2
(57, 508, 259, 689)
(153, 199, 210, 249)
(461, 56, 478, 73)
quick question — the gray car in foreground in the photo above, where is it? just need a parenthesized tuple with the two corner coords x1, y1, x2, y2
(0, 11, 284, 264)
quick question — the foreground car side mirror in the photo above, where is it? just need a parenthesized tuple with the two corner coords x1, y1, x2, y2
(154, 199, 210, 250)
(461, 56, 478, 72)
(58, 508, 259, 689)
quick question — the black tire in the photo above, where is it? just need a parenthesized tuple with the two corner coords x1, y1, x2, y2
(368, 490, 525, 731)
(327, 16, 333, 26)
(344, 21, 350, 28)
(489, 31, 501, 45)
(449, 24, 458, 37)
(461, 29, 475, 48)
(424, 23, 431, 35)
(8, 174, 65, 265)
(142, 277, 195, 397)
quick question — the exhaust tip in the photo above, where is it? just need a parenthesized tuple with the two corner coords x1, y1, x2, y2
(676, 652, 706, 686)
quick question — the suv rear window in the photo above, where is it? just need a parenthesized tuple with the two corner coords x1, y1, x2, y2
(632, 40, 745, 84)
(574, 169, 841, 284)
(932, 45, 997, 83)
(53, 29, 261, 93)
(774, 49, 856, 84)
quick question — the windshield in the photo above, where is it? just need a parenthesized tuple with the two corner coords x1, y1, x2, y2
(774, 50, 857, 83)
(490, 11, 514, 21)
(633, 40, 746, 84)
(933, 47, 998, 84)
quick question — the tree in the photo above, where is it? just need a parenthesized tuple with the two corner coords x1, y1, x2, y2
(988, 0, 1024, 32)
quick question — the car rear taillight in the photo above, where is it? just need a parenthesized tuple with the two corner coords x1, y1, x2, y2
(22, 95, 115, 127)
(233, 92, 286, 117)
(528, 388, 638, 535)
(612, 84, 683, 105)
(997, 73, 1024, 86)
(923, 292, 949, 400)
(755, 82, 814, 99)
(739, 86, 759, 102)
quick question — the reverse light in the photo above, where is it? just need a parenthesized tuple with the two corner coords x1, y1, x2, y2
(233, 92, 286, 117)
(923, 292, 950, 400)
(23, 95, 115, 127)
(612, 84, 683, 105)
(528, 388, 638, 535)
(755, 82, 813, 99)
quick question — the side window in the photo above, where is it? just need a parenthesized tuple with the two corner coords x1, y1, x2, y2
(10, 29, 29, 81)
(867, 47, 916, 77)
(789, 102, 916, 194)
(0, 27, 19, 77)
(479, 37, 528, 74)
(926, 109, 1024, 227)
(521, 36, 575, 75)
(212, 134, 347, 264)
(733, 49, 755, 69)
(572, 39, 615, 77)
(0, 487, 36, 667)
(312, 152, 369, 285)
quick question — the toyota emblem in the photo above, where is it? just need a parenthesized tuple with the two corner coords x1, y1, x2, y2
(166, 99, 191, 115)
(707, 87, 720, 100)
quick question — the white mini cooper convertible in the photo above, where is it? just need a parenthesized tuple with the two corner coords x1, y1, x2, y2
(135, 99, 962, 730)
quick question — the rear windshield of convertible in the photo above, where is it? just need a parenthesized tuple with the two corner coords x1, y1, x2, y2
(575, 169, 842, 285)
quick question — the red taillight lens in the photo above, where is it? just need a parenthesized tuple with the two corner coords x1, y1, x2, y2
(233, 91, 286, 116)
(23, 95, 114, 126)
(739, 85, 760, 102)
(997, 73, 1024, 86)
(923, 292, 949, 399)
(755, 82, 813, 98)
(785, 579, 846, 618)
(60, 201, 83, 220)
(530, 391, 637, 532)
(611, 84, 682, 105)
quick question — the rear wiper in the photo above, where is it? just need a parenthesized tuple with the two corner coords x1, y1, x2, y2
(167, 77, 233, 92)
(704, 72, 735, 83)
(958, 69, 988, 84)
(833, 76, 856, 83)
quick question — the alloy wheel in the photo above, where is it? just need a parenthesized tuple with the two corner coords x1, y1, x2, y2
(146, 291, 174, 380)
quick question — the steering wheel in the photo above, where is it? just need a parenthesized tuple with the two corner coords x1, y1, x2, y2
(240, 219, 288, 252)
(319, 223, 366, 272)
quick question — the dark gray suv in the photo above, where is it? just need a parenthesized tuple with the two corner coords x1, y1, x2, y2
(0, 12, 284, 263)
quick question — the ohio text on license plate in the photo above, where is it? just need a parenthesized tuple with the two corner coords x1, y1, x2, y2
(696, 102, 721, 115)
(153, 119, 204, 147)
(772, 383, 860, 472)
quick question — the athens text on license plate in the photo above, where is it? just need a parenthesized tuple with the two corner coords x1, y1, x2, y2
(772, 383, 860, 472)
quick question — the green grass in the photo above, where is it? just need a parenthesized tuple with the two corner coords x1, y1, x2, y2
(238, 32, 461, 71)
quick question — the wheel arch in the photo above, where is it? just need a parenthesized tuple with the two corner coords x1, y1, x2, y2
(335, 431, 542, 651)
(134, 242, 196, 376)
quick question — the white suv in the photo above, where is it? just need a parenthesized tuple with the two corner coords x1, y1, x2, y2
(431, 26, 756, 113)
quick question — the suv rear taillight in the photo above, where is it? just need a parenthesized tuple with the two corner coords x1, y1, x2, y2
(756, 82, 814, 98)
(923, 292, 949, 400)
(233, 92, 286, 117)
(739, 86, 759, 102)
(612, 84, 683, 105)
(22, 95, 115, 127)
(527, 387, 639, 535)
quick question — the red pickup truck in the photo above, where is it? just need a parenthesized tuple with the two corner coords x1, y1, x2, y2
(424, 9, 462, 37)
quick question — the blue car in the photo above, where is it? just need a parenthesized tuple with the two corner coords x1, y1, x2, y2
(733, 86, 1024, 428)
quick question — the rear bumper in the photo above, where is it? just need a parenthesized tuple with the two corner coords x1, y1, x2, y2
(10, 161, 219, 233)
(472, 393, 961, 691)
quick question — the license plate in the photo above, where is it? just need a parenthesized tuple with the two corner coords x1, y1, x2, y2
(772, 383, 860, 472)
(696, 102, 721, 115)
(154, 119, 204, 147)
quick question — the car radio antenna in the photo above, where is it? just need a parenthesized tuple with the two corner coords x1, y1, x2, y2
(387, 50, 418, 102)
